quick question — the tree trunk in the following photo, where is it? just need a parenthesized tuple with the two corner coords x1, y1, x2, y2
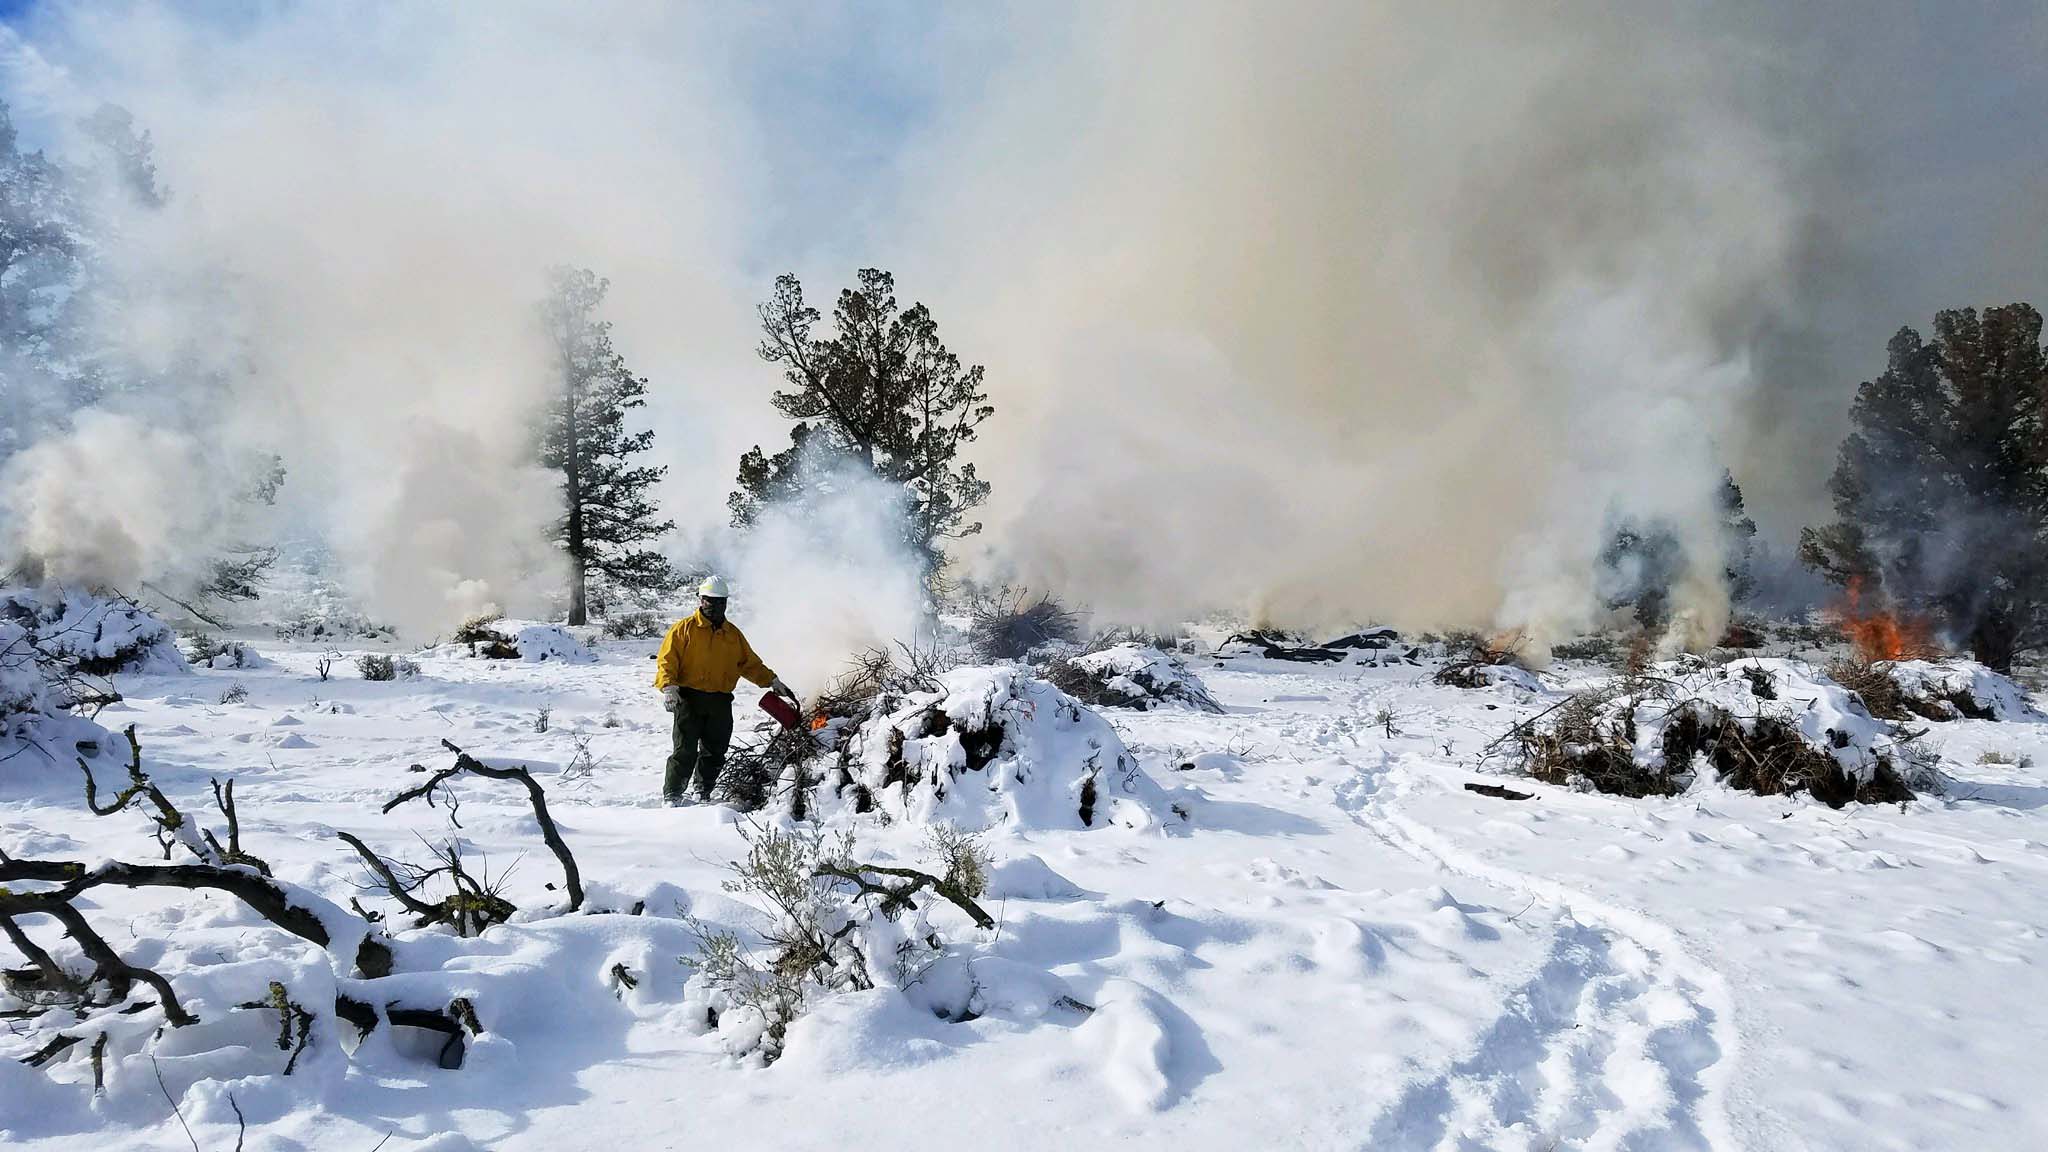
(1969, 607, 2017, 673)
(564, 351, 587, 626)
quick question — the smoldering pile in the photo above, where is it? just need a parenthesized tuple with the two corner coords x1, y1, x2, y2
(1494, 658, 1945, 807)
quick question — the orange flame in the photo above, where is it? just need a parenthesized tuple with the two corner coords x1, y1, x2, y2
(1833, 577, 1940, 662)
(810, 713, 830, 732)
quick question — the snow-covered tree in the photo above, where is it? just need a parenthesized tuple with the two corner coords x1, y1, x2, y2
(537, 266, 679, 625)
(0, 98, 91, 457)
(734, 269, 994, 591)
(1800, 303, 2048, 670)
(77, 104, 164, 211)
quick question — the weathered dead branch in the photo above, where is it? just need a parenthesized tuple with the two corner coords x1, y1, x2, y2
(201, 778, 270, 875)
(0, 886, 196, 1025)
(814, 861, 996, 930)
(2, 912, 76, 993)
(237, 981, 316, 1075)
(382, 741, 583, 912)
(77, 726, 273, 876)
(19, 1032, 83, 1068)
(335, 830, 515, 937)
(0, 853, 393, 978)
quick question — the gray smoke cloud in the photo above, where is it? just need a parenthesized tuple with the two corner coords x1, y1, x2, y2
(890, 2, 2048, 649)
(3, 2, 2042, 648)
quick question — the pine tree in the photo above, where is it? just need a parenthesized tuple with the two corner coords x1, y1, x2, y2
(1719, 471, 1758, 604)
(1800, 304, 2048, 671)
(733, 269, 994, 591)
(537, 266, 679, 625)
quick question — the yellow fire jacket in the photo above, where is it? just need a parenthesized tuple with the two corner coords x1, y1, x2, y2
(654, 611, 776, 694)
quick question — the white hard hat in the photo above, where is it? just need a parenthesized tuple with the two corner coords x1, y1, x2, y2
(698, 575, 731, 598)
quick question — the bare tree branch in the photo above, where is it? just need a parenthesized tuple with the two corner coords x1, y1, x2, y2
(814, 861, 995, 930)
(381, 741, 583, 913)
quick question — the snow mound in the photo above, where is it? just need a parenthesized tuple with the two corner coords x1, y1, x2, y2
(2, 586, 184, 678)
(2, 587, 182, 742)
(1048, 643, 1224, 713)
(1879, 660, 2040, 722)
(986, 854, 1090, 900)
(514, 624, 596, 664)
(1516, 658, 1937, 806)
(808, 665, 1179, 832)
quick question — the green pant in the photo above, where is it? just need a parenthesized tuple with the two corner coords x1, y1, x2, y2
(664, 688, 735, 800)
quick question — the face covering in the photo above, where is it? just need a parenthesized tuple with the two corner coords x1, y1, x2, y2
(700, 598, 728, 626)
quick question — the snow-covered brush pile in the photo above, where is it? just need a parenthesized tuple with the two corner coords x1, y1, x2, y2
(1499, 658, 1939, 807)
(801, 665, 1180, 832)
(1, 586, 183, 744)
(1828, 658, 2040, 723)
(1040, 642, 1224, 714)
(430, 614, 595, 662)
(512, 623, 597, 664)
(183, 634, 266, 670)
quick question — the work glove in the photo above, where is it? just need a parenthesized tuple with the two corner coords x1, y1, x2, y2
(769, 677, 798, 703)
(661, 686, 680, 713)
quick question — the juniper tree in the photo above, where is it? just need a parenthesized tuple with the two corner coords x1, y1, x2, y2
(537, 267, 679, 625)
(1598, 471, 1757, 630)
(734, 269, 994, 594)
(1800, 303, 2048, 671)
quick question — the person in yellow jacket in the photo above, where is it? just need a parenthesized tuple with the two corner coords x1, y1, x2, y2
(654, 575, 797, 806)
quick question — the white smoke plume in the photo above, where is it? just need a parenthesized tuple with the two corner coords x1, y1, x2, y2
(1, 3, 773, 634)
(0, 410, 238, 591)
(710, 445, 928, 696)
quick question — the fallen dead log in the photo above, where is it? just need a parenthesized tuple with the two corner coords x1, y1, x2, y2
(334, 994, 481, 1069)
(1321, 629, 1401, 650)
(1223, 631, 1349, 663)
(0, 887, 196, 1025)
(0, 853, 393, 978)
(1464, 781, 1534, 801)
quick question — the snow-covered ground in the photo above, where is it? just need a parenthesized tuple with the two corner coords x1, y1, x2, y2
(5, 636, 2047, 1151)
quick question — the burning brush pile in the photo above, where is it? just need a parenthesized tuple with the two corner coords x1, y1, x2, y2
(1822, 579, 2039, 723)
(722, 646, 1180, 832)
(1433, 630, 1542, 691)
(1497, 658, 1941, 807)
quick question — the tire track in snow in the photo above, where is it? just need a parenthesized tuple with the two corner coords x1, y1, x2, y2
(1334, 751, 1741, 1152)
